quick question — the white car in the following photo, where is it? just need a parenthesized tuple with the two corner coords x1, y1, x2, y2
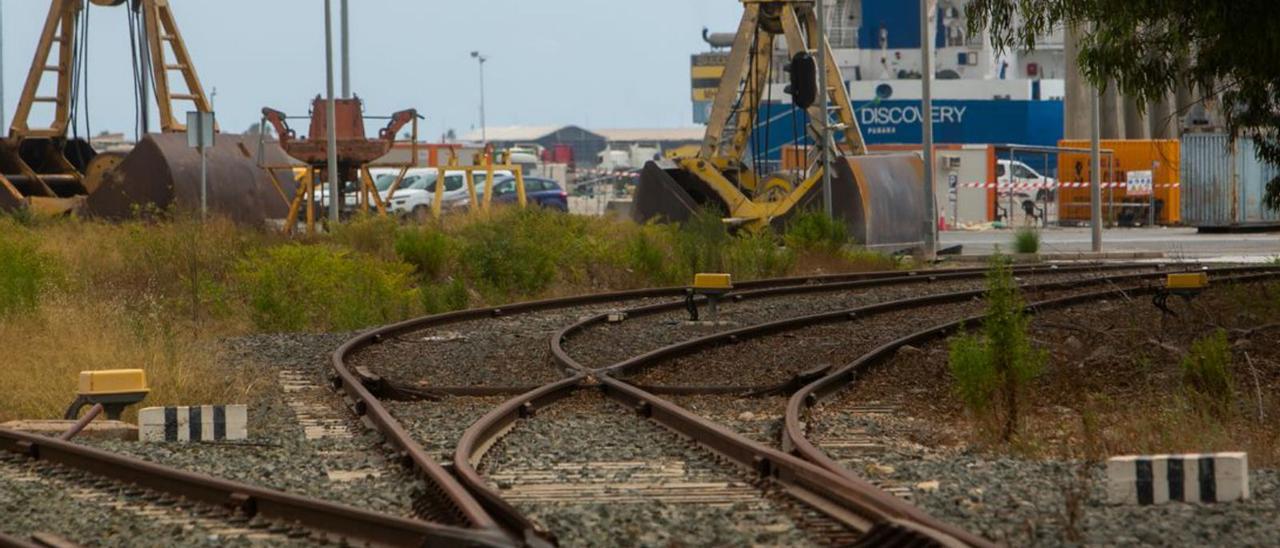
(374, 168, 514, 220)
(996, 159, 1057, 202)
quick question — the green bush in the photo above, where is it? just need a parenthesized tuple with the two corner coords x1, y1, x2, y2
(1181, 329, 1235, 416)
(785, 210, 849, 252)
(0, 232, 52, 316)
(672, 207, 730, 275)
(331, 213, 399, 260)
(726, 229, 795, 280)
(457, 209, 557, 298)
(420, 278, 470, 315)
(625, 228, 675, 285)
(947, 255, 1045, 441)
(395, 228, 452, 281)
(1012, 227, 1041, 254)
(236, 244, 416, 332)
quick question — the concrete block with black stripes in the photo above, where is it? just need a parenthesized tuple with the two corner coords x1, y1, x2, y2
(138, 405, 247, 442)
(1107, 453, 1249, 504)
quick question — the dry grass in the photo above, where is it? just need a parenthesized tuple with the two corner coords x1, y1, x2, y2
(0, 296, 256, 423)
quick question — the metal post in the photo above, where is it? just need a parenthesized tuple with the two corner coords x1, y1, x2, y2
(324, 0, 340, 224)
(1149, 160, 1157, 226)
(200, 143, 207, 219)
(1090, 83, 1103, 252)
(471, 52, 487, 142)
(920, 0, 936, 259)
(815, 0, 832, 216)
(0, 1, 5, 133)
(340, 0, 350, 99)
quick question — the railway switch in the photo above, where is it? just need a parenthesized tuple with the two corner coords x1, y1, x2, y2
(687, 273, 733, 322)
(1154, 273, 1209, 316)
(64, 369, 150, 421)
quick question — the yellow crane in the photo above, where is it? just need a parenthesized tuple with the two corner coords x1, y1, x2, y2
(634, 0, 928, 249)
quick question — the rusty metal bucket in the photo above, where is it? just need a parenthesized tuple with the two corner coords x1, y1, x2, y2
(831, 153, 927, 250)
(87, 133, 298, 225)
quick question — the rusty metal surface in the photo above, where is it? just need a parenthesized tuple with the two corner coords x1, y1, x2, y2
(1181, 133, 1280, 229)
(86, 133, 297, 225)
(837, 153, 928, 250)
(0, 427, 509, 547)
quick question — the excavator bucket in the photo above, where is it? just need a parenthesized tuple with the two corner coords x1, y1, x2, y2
(828, 153, 928, 251)
(633, 161, 731, 222)
(87, 133, 298, 225)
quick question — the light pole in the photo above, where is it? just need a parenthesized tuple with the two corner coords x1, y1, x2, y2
(920, 0, 937, 260)
(815, 0, 832, 217)
(340, 0, 350, 98)
(324, 0, 339, 224)
(471, 51, 487, 142)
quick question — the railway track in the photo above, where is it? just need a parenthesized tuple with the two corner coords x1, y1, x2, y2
(337, 261, 1275, 546)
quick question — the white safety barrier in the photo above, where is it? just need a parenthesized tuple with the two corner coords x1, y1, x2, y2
(1107, 453, 1248, 505)
(139, 405, 248, 442)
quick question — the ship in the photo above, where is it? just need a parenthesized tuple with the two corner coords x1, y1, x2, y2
(692, 0, 1066, 170)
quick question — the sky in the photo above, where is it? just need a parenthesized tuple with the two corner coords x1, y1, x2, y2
(0, 0, 741, 140)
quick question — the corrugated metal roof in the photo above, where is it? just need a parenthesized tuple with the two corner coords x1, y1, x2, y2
(459, 126, 565, 142)
(595, 127, 706, 142)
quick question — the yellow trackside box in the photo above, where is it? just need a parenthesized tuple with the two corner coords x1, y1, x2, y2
(78, 370, 149, 396)
(1166, 273, 1209, 291)
(693, 273, 733, 290)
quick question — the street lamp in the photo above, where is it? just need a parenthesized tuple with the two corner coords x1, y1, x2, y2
(471, 51, 487, 142)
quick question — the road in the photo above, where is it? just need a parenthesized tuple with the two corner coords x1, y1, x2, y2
(941, 227, 1280, 261)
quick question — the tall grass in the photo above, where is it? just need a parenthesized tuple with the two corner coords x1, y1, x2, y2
(0, 228, 52, 317)
(1181, 329, 1235, 416)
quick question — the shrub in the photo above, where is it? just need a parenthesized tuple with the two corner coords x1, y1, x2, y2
(726, 229, 795, 280)
(457, 209, 557, 298)
(785, 210, 849, 252)
(1012, 227, 1041, 254)
(625, 228, 675, 285)
(236, 244, 416, 332)
(0, 231, 52, 317)
(395, 227, 452, 281)
(331, 213, 400, 260)
(1181, 329, 1235, 416)
(420, 278, 470, 315)
(672, 207, 730, 275)
(947, 255, 1045, 441)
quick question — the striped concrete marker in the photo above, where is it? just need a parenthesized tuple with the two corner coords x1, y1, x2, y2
(139, 405, 247, 442)
(1107, 453, 1248, 505)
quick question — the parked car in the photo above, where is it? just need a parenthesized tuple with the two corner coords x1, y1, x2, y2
(376, 168, 513, 220)
(996, 159, 1057, 202)
(448, 176, 568, 212)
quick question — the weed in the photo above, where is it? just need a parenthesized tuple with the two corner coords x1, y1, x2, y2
(725, 229, 795, 280)
(1180, 329, 1235, 416)
(0, 229, 53, 317)
(673, 207, 731, 275)
(625, 228, 675, 285)
(236, 244, 416, 332)
(395, 227, 452, 281)
(420, 278, 470, 315)
(784, 210, 848, 252)
(948, 255, 1045, 441)
(1012, 227, 1041, 254)
(331, 213, 400, 260)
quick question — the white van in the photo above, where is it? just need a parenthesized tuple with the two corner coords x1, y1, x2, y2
(374, 168, 513, 220)
(996, 159, 1057, 202)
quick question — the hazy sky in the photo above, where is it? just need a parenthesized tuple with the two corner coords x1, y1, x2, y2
(0, 1, 741, 140)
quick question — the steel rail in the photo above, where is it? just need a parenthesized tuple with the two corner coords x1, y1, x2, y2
(332, 262, 1183, 545)
(0, 428, 509, 548)
(783, 269, 1280, 485)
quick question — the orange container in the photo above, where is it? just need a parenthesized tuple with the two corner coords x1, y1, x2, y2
(1056, 139, 1181, 224)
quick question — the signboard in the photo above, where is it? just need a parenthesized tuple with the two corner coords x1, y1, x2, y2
(186, 111, 215, 149)
(1127, 170, 1153, 197)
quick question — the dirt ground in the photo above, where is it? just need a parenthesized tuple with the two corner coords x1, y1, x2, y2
(836, 280, 1280, 466)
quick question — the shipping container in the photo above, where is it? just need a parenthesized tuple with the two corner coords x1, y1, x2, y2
(1181, 133, 1280, 229)
(1057, 139, 1181, 225)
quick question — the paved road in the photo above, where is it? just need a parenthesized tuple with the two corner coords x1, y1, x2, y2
(941, 227, 1280, 261)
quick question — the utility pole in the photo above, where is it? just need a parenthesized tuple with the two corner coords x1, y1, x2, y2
(340, 0, 350, 98)
(324, 0, 340, 224)
(471, 51, 487, 142)
(815, 0, 832, 216)
(1090, 81, 1103, 252)
(1, 1, 5, 133)
(920, 0, 937, 260)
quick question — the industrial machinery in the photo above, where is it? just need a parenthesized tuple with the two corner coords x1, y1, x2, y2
(260, 97, 419, 235)
(0, 0, 293, 223)
(634, 0, 927, 249)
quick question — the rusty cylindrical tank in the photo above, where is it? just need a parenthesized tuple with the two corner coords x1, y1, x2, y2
(87, 133, 298, 225)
